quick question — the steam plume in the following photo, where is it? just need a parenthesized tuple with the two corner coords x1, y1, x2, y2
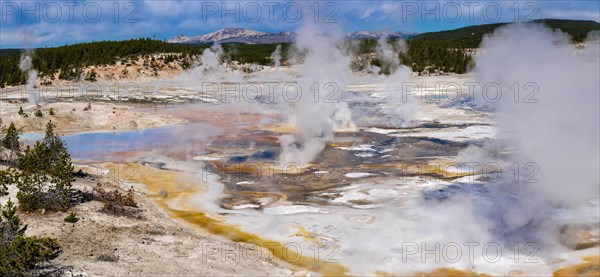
(278, 22, 354, 166)
(375, 37, 417, 127)
(270, 44, 282, 67)
(19, 53, 38, 104)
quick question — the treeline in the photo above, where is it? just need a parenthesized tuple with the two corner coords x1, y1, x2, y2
(0, 37, 472, 88)
(401, 40, 471, 74)
(0, 54, 26, 86)
(354, 38, 472, 74)
(0, 38, 208, 87)
(31, 39, 207, 78)
(222, 43, 292, 65)
(0, 40, 297, 87)
(412, 19, 600, 48)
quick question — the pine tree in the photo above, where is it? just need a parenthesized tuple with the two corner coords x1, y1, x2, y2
(43, 121, 69, 166)
(0, 199, 27, 243)
(3, 122, 20, 155)
(0, 118, 3, 148)
(16, 121, 73, 212)
(0, 169, 11, 196)
(19, 143, 44, 173)
(46, 122, 74, 201)
(50, 150, 74, 200)
(15, 163, 49, 212)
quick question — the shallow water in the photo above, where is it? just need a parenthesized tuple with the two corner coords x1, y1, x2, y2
(22, 122, 219, 162)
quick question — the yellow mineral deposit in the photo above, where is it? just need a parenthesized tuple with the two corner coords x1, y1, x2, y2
(259, 122, 297, 133)
(553, 256, 600, 277)
(103, 163, 350, 276)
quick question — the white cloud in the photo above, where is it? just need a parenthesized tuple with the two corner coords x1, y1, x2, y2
(361, 7, 376, 19)
(540, 10, 600, 21)
(379, 3, 400, 14)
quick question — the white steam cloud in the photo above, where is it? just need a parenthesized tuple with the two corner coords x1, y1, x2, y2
(477, 23, 599, 208)
(19, 53, 38, 103)
(404, 23, 600, 273)
(468, 24, 600, 251)
(270, 44, 282, 67)
(374, 37, 418, 127)
(278, 23, 354, 166)
(193, 44, 226, 77)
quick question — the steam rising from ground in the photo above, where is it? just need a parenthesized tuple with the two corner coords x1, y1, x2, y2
(333, 24, 600, 275)
(470, 24, 599, 244)
(189, 44, 227, 80)
(374, 37, 404, 74)
(19, 53, 38, 103)
(270, 44, 282, 67)
(374, 37, 418, 127)
(173, 43, 244, 96)
(477, 24, 599, 207)
(400, 23, 600, 273)
(278, 24, 354, 166)
(17, 28, 39, 104)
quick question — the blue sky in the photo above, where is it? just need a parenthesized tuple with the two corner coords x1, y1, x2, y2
(1, 0, 599, 48)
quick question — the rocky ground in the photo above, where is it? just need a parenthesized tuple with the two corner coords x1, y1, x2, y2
(0, 166, 296, 276)
(0, 101, 186, 133)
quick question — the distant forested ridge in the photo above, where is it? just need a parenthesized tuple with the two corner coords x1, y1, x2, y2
(412, 19, 600, 48)
(0, 38, 208, 87)
(0, 40, 295, 87)
(0, 38, 470, 86)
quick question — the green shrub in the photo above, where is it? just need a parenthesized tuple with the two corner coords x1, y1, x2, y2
(0, 236, 60, 274)
(64, 212, 78, 223)
(0, 199, 60, 275)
